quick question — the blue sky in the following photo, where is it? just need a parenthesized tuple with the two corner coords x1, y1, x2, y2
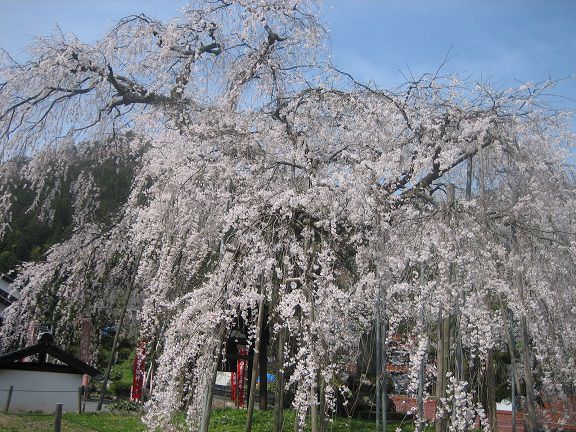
(1, 0, 575, 108)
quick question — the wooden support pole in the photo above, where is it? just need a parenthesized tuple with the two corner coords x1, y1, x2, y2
(78, 386, 83, 414)
(511, 225, 540, 432)
(500, 305, 522, 402)
(435, 310, 449, 432)
(417, 263, 427, 432)
(273, 328, 286, 432)
(257, 306, 269, 411)
(465, 155, 473, 201)
(273, 252, 287, 432)
(97, 248, 142, 411)
(310, 384, 319, 432)
(54, 403, 63, 432)
(435, 306, 444, 426)
(143, 335, 160, 402)
(4, 385, 13, 413)
(417, 341, 425, 432)
(246, 289, 266, 432)
(436, 185, 454, 432)
(507, 309, 518, 432)
(486, 351, 498, 431)
(303, 222, 319, 432)
(520, 315, 539, 432)
(199, 329, 226, 432)
(455, 157, 471, 406)
(381, 310, 388, 432)
(375, 292, 382, 432)
(259, 335, 268, 410)
(97, 285, 132, 411)
(511, 360, 517, 432)
(246, 348, 254, 406)
(319, 373, 326, 432)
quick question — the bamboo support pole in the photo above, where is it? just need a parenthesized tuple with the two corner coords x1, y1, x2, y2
(245, 285, 266, 432)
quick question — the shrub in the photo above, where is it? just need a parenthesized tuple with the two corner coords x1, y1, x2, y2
(110, 380, 132, 397)
(108, 399, 141, 412)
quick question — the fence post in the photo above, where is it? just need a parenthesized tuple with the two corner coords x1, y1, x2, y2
(54, 403, 63, 432)
(78, 386, 83, 414)
(3, 385, 13, 413)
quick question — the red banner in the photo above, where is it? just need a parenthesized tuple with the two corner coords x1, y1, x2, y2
(231, 347, 247, 407)
(131, 340, 146, 401)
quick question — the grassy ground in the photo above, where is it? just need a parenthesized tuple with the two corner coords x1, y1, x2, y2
(0, 413, 144, 432)
(209, 409, 429, 431)
(0, 409, 430, 431)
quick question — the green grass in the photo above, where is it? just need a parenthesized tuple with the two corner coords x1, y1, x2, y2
(209, 408, 426, 431)
(65, 413, 145, 432)
(0, 413, 144, 432)
(0, 409, 431, 432)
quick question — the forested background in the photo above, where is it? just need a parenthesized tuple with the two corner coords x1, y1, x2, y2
(0, 137, 140, 273)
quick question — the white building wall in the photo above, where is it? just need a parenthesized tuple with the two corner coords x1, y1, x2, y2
(0, 279, 10, 319)
(0, 277, 19, 321)
(0, 370, 82, 413)
(0, 278, 10, 292)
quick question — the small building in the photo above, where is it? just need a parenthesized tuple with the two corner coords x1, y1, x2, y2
(0, 332, 100, 413)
